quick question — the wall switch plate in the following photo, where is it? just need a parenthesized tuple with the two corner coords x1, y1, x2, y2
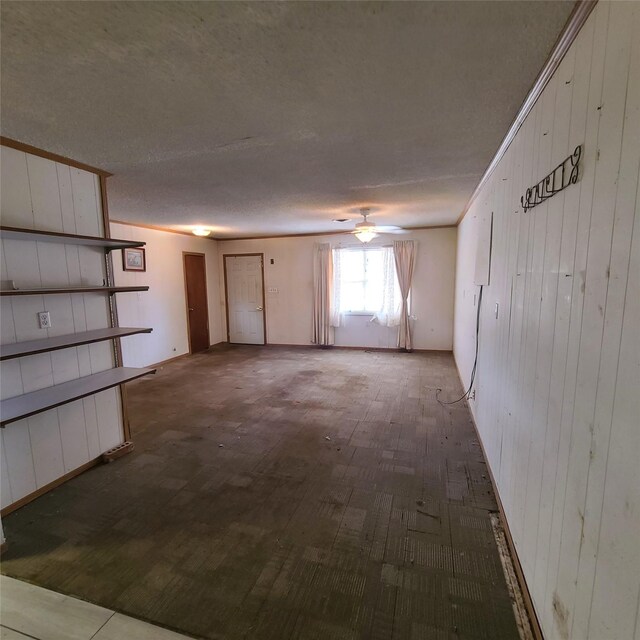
(495, 303, 499, 319)
(38, 311, 52, 329)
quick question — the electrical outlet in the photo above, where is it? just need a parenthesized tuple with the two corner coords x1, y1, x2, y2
(470, 389, 476, 401)
(38, 311, 52, 329)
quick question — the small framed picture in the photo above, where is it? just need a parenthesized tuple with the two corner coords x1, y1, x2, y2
(122, 247, 146, 272)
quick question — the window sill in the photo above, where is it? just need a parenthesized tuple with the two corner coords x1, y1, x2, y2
(342, 311, 376, 317)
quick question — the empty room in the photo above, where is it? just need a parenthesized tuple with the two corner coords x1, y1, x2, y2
(0, 1, 637, 640)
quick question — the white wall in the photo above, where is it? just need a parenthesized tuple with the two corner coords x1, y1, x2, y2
(0, 145, 124, 510)
(219, 227, 457, 350)
(110, 223, 223, 367)
(453, 3, 639, 639)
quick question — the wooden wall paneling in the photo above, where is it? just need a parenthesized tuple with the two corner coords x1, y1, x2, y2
(3, 238, 41, 289)
(542, 6, 608, 631)
(19, 355, 54, 394)
(525, 47, 575, 597)
(0, 361, 23, 402)
(26, 154, 63, 232)
(508, 103, 539, 530)
(94, 389, 123, 453)
(519, 74, 558, 577)
(588, 8, 640, 637)
(69, 169, 101, 236)
(501, 117, 532, 514)
(57, 164, 77, 234)
(46, 295, 76, 340)
(511, 87, 545, 554)
(555, 2, 631, 635)
(589, 180, 640, 639)
(0, 442, 13, 506)
(27, 412, 64, 488)
(571, 4, 638, 637)
(50, 348, 81, 385)
(495, 143, 519, 480)
(54, 402, 87, 474)
(37, 243, 68, 288)
(82, 396, 102, 460)
(0, 142, 136, 510)
(0, 425, 35, 508)
(0, 147, 32, 227)
(533, 33, 589, 622)
(455, 3, 639, 637)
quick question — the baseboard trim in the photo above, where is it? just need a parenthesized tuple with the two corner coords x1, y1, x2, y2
(452, 355, 544, 640)
(228, 342, 452, 354)
(1, 456, 102, 517)
(149, 342, 227, 369)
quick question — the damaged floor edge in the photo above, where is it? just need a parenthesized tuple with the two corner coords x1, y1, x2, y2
(490, 514, 535, 640)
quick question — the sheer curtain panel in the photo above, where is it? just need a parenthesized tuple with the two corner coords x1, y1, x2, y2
(312, 243, 334, 345)
(372, 246, 401, 327)
(393, 240, 416, 350)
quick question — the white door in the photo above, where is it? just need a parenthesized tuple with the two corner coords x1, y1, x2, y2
(225, 254, 265, 344)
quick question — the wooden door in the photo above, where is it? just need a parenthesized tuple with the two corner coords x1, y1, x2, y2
(184, 253, 210, 353)
(224, 254, 266, 344)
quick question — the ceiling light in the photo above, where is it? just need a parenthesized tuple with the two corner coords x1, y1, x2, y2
(355, 229, 377, 243)
(192, 227, 211, 237)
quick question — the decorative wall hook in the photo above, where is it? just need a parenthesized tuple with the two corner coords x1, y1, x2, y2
(520, 145, 582, 212)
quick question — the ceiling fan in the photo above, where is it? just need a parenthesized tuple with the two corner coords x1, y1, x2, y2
(344, 208, 408, 243)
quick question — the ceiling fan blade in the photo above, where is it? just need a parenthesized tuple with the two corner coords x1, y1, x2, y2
(376, 226, 410, 234)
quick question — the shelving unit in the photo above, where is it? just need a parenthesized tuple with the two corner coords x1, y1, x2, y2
(0, 226, 145, 250)
(1, 285, 148, 296)
(0, 225, 154, 432)
(1, 367, 156, 426)
(0, 327, 152, 361)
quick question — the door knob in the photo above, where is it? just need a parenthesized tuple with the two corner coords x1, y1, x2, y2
(189, 307, 194, 311)
(256, 306, 263, 311)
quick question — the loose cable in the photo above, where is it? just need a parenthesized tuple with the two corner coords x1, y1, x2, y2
(436, 285, 483, 405)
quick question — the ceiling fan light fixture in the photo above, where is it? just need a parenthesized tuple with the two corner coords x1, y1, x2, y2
(355, 229, 377, 243)
(192, 227, 211, 237)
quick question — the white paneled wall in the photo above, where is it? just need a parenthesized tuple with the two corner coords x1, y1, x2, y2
(0, 145, 124, 510)
(110, 222, 223, 368)
(219, 227, 457, 350)
(453, 3, 639, 639)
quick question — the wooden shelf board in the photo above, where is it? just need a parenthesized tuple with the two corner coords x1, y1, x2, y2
(0, 327, 153, 361)
(0, 226, 145, 250)
(0, 286, 149, 296)
(0, 367, 156, 426)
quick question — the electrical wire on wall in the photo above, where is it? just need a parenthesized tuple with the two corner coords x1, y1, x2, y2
(436, 285, 483, 405)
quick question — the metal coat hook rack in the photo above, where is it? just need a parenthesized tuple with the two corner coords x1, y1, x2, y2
(520, 144, 582, 212)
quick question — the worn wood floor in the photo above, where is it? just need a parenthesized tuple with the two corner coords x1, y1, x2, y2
(1, 345, 519, 640)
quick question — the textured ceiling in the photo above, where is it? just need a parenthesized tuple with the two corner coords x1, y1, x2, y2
(1, 1, 574, 237)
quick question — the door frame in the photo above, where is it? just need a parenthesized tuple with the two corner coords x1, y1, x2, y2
(183, 251, 210, 354)
(223, 253, 267, 345)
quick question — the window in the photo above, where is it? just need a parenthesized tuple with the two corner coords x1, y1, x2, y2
(333, 247, 401, 317)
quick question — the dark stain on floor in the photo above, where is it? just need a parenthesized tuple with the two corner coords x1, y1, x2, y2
(1, 345, 520, 639)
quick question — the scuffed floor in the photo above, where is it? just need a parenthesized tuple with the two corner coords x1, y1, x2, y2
(1, 345, 519, 639)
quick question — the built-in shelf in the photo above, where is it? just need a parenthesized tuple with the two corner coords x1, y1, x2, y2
(0, 226, 145, 250)
(0, 367, 156, 427)
(0, 327, 153, 361)
(0, 285, 148, 296)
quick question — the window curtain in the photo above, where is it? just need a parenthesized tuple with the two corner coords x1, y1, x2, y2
(372, 247, 401, 327)
(330, 248, 343, 327)
(312, 243, 334, 345)
(393, 240, 416, 350)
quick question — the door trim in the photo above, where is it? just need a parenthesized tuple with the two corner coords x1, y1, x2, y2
(223, 253, 267, 345)
(183, 252, 210, 354)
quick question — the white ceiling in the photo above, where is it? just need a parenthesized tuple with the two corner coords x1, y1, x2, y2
(0, 1, 574, 238)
